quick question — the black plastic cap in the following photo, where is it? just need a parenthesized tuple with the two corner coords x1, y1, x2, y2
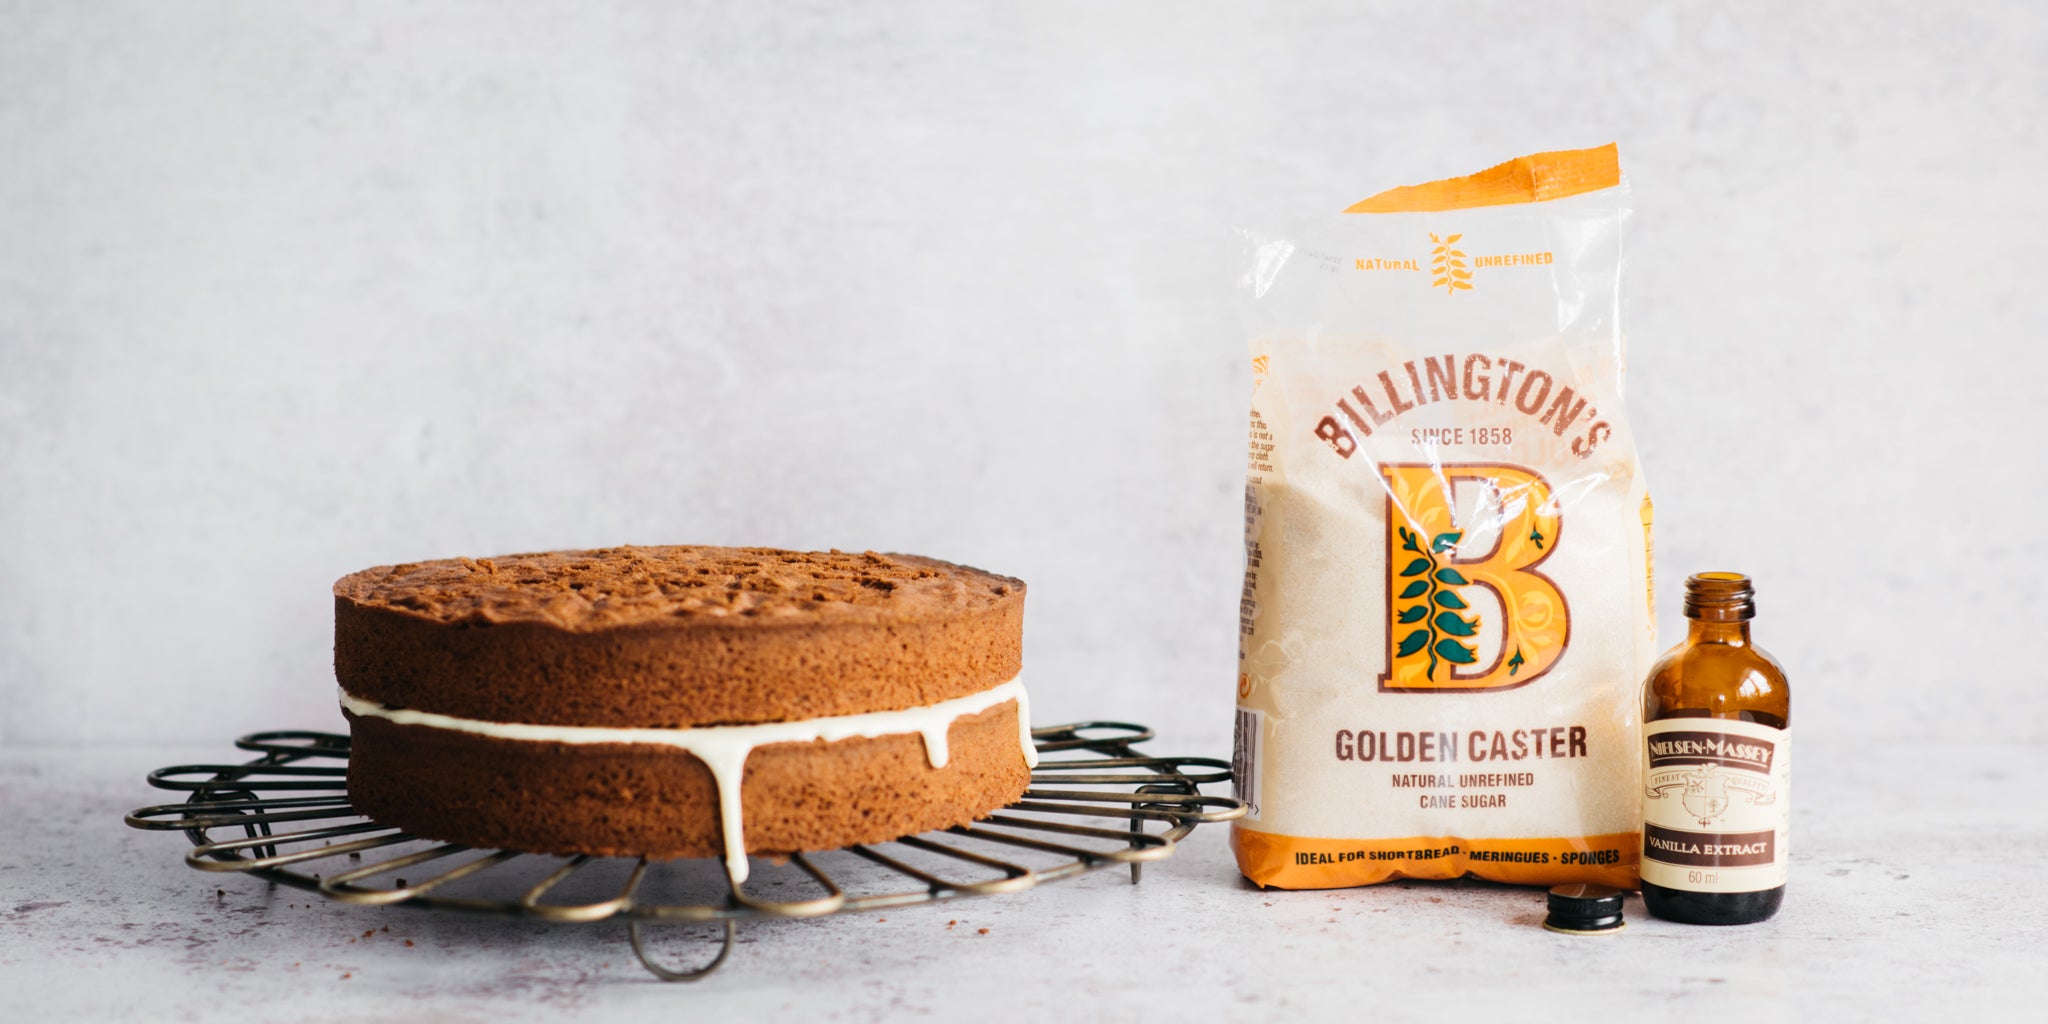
(1543, 883, 1627, 934)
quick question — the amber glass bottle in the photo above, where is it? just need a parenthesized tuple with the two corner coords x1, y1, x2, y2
(1640, 572, 1789, 925)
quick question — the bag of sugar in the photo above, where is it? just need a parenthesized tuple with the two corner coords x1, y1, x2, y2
(1231, 145, 1654, 889)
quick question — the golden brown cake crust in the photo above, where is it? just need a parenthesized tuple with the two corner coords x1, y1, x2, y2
(334, 546, 1025, 727)
(334, 546, 1021, 631)
(343, 702, 1032, 860)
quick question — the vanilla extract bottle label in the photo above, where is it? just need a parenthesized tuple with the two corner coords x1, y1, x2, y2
(1640, 718, 1790, 893)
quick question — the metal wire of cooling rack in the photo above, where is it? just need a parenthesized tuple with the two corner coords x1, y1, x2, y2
(126, 722, 1244, 981)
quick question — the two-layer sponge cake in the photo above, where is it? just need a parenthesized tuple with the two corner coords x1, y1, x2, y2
(334, 546, 1033, 881)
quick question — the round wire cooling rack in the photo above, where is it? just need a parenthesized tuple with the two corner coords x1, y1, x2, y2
(126, 722, 1244, 981)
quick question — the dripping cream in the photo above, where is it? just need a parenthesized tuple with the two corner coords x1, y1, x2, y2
(338, 678, 1034, 884)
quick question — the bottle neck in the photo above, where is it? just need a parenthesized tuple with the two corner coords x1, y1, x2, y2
(1682, 572, 1756, 645)
(1687, 618, 1751, 646)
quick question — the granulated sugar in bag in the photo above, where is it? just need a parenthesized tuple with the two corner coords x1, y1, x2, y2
(1230, 145, 1653, 889)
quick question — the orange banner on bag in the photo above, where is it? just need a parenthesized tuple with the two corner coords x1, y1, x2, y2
(1343, 143, 1620, 214)
(1232, 825, 1640, 890)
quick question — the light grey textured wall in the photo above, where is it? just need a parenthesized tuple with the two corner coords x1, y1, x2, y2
(3, 2, 2043, 747)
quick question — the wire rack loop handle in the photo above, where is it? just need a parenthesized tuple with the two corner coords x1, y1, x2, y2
(628, 920, 738, 983)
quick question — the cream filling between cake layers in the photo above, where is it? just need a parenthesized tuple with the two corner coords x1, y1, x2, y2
(337, 678, 1036, 883)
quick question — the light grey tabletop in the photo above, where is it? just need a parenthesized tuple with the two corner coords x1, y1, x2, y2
(4, 739, 2041, 1022)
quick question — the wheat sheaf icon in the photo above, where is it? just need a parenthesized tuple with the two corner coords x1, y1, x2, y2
(1430, 232, 1471, 295)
